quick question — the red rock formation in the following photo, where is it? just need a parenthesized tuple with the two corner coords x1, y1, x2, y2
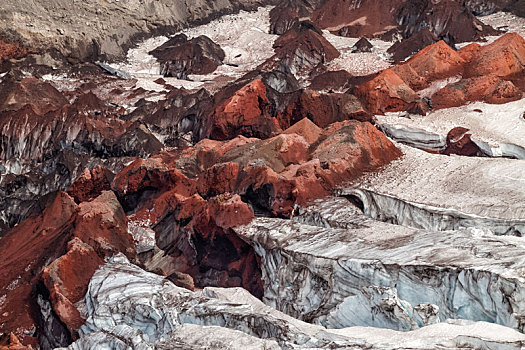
(432, 75, 522, 109)
(0, 76, 68, 115)
(207, 79, 279, 140)
(312, 0, 400, 38)
(41, 238, 103, 337)
(0, 191, 77, 347)
(0, 40, 27, 61)
(72, 191, 136, 259)
(458, 43, 481, 62)
(463, 33, 525, 78)
(281, 90, 371, 128)
(282, 117, 322, 144)
(354, 69, 418, 114)
(0, 189, 137, 346)
(67, 165, 114, 203)
(309, 70, 353, 91)
(115, 119, 401, 300)
(391, 40, 465, 90)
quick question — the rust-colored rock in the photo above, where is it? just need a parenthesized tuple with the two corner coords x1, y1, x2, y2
(67, 165, 114, 203)
(458, 43, 481, 63)
(309, 70, 353, 91)
(207, 79, 279, 140)
(282, 117, 322, 144)
(354, 69, 418, 114)
(464, 33, 525, 78)
(0, 333, 29, 350)
(0, 40, 27, 61)
(432, 75, 523, 109)
(391, 40, 465, 90)
(282, 90, 372, 128)
(0, 76, 68, 115)
(73, 191, 136, 259)
(41, 238, 103, 336)
(0, 192, 77, 347)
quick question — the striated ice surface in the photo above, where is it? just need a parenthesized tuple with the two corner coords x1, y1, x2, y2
(237, 208, 525, 332)
(345, 145, 525, 235)
(61, 254, 525, 349)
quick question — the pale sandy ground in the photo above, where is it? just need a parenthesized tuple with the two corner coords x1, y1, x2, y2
(323, 32, 393, 75)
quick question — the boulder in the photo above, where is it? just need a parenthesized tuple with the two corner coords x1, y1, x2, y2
(263, 21, 340, 74)
(387, 29, 438, 62)
(150, 34, 225, 79)
(207, 79, 279, 140)
(352, 37, 374, 53)
(441, 127, 482, 156)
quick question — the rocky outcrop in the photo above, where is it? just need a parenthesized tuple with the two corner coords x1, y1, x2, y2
(432, 75, 522, 109)
(0, 189, 136, 347)
(0, 0, 278, 63)
(391, 40, 465, 91)
(0, 75, 162, 234)
(263, 21, 340, 75)
(354, 69, 418, 114)
(108, 119, 400, 299)
(67, 166, 114, 204)
(463, 32, 525, 79)
(351, 38, 373, 53)
(269, 0, 324, 35)
(150, 34, 225, 79)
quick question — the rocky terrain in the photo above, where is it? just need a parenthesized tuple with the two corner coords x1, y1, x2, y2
(0, 0, 524, 349)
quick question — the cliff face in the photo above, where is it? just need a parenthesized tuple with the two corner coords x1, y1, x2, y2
(0, 0, 276, 63)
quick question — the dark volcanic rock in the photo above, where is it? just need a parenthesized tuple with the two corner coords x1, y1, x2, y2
(396, 0, 499, 43)
(352, 37, 374, 53)
(269, 0, 324, 35)
(150, 34, 225, 79)
(387, 29, 438, 62)
(309, 70, 353, 91)
(441, 127, 483, 156)
(263, 21, 340, 75)
(312, 0, 401, 38)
